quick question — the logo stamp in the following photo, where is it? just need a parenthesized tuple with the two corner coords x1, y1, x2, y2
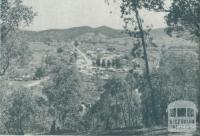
(167, 100, 198, 132)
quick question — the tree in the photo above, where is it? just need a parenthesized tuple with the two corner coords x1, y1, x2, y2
(110, 0, 165, 126)
(1, 88, 37, 134)
(42, 64, 82, 131)
(50, 120, 56, 134)
(107, 60, 111, 67)
(102, 59, 106, 67)
(115, 58, 121, 68)
(139, 48, 199, 126)
(16, 41, 33, 66)
(0, 0, 36, 76)
(86, 75, 142, 130)
(0, 81, 11, 134)
(105, 0, 166, 125)
(45, 53, 57, 68)
(34, 67, 44, 80)
(112, 59, 116, 67)
(74, 41, 79, 47)
(165, 0, 200, 37)
(103, 76, 128, 128)
(96, 58, 101, 67)
(165, 0, 200, 122)
(159, 50, 199, 103)
(57, 48, 63, 53)
(94, 68, 104, 92)
(105, 0, 160, 125)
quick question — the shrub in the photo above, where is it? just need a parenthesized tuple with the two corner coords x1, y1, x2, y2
(57, 48, 63, 53)
(34, 67, 44, 79)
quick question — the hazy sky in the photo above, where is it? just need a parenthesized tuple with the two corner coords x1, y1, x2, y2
(22, 0, 167, 31)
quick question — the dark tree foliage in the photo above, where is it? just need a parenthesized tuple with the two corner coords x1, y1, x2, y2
(102, 59, 106, 67)
(96, 58, 101, 67)
(57, 48, 63, 53)
(112, 59, 116, 67)
(119, 0, 165, 126)
(1, 88, 37, 134)
(107, 60, 111, 67)
(165, 0, 200, 37)
(154, 50, 199, 125)
(0, 0, 36, 76)
(115, 58, 121, 68)
(42, 64, 83, 131)
(50, 120, 56, 134)
(85, 75, 142, 130)
(165, 0, 200, 122)
(74, 41, 79, 47)
(34, 67, 44, 80)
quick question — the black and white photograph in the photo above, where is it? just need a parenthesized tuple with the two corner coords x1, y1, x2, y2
(0, 0, 200, 135)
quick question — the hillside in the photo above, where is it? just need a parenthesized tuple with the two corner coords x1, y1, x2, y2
(3, 26, 196, 100)
(12, 26, 199, 81)
(19, 26, 128, 42)
(4, 26, 199, 105)
(20, 26, 175, 42)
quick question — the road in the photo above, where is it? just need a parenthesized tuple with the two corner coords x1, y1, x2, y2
(73, 46, 92, 66)
(8, 76, 49, 88)
(26, 76, 49, 87)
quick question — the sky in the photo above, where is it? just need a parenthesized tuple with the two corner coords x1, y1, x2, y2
(22, 0, 167, 31)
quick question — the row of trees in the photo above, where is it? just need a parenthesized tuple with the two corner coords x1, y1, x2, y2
(96, 58, 122, 68)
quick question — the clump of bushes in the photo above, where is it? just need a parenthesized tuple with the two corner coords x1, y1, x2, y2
(34, 67, 44, 80)
(57, 48, 63, 53)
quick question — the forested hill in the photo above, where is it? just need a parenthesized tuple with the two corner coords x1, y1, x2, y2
(19, 26, 171, 42)
(19, 26, 125, 42)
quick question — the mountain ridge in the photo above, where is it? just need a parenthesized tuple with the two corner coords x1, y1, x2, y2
(19, 26, 168, 42)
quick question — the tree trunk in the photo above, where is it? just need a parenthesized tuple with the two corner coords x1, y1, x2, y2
(125, 90, 132, 127)
(120, 104, 128, 127)
(115, 94, 118, 128)
(135, 9, 157, 126)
